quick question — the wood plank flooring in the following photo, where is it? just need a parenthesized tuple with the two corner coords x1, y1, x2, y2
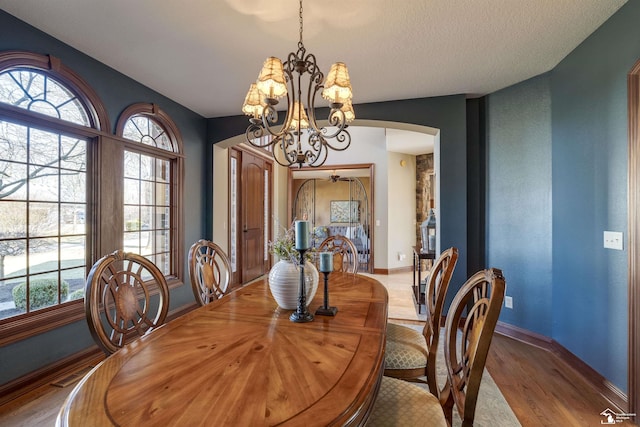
(486, 333, 637, 426)
(2, 332, 635, 426)
(0, 271, 637, 426)
(0, 373, 87, 426)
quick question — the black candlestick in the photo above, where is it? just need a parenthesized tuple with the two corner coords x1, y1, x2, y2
(315, 271, 337, 316)
(290, 249, 314, 323)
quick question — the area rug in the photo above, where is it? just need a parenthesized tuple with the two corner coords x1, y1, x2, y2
(390, 322, 521, 427)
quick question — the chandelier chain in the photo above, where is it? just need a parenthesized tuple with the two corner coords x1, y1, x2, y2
(299, 0, 303, 45)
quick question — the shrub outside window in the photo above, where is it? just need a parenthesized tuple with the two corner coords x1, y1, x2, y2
(0, 69, 90, 321)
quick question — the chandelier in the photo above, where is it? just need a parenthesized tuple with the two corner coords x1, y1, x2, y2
(242, 0, 355, 168)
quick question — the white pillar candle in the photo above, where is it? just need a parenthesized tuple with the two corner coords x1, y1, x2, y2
(319, 252, 333, 273)
(295, 220, 310, 250)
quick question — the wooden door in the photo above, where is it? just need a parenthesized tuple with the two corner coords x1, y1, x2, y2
(241, 151, 265, 282)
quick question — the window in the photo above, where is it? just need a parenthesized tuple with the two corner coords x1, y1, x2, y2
(0, 69, 90, 125)
(0, 52, 108, 340)
(116, 104, 183, 278)
(0, 53, 185, 346)
(0, 121, 88, 320)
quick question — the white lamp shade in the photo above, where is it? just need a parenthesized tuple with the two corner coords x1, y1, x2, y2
(322, 62, 352, 103)
(242, 83, 265, 117)
(288, 100, 309, 130)
(256, 57, 287, 99)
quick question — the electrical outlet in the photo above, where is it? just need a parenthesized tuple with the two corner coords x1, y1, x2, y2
(505, 296, 513, 309)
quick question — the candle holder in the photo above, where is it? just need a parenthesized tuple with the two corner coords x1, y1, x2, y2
(315, 271, 337, 316)
(290, 248, 314, 323)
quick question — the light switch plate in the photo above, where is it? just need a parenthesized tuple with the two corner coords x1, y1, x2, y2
(604, 231, 623, 250)
(505, 296, 513, 309)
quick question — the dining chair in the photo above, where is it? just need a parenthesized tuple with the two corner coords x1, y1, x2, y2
(188, 239, 232, 305)
(384, 247, 458, 394)
(84, 250, 170, 355)
(317, 235, 359, 274)
(368, 268, 506, 427)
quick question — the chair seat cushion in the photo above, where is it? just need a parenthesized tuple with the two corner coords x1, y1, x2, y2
(384, 338, 428, 370)
(386, 323, 424, 347)
(367, 376, 447, 427)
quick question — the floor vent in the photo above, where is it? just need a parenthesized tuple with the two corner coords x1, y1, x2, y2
(50, 366, 94, 388)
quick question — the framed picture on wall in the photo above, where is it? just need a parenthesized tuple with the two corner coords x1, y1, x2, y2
(330, 200, 360, 223)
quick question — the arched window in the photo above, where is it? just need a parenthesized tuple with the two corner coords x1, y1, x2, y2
(0, 52, 108, 338)
(116, 104, 184, 278)
(0, 69, 90, 125)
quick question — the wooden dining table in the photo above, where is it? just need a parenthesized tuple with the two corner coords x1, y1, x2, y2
(56, 272, 388, 426)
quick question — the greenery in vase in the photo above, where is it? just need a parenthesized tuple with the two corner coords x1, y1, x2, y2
(269, 222, 315, 265)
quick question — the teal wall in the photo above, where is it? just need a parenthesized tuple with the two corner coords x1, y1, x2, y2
(550, 1, 640, 392)
(0, 11, 208, 385)
(485, 1, 640, 392)
(486, 73, 553, 336)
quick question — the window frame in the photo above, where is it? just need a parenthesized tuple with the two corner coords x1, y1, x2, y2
(0, 52, 109, 345)
(0, 53, 185, 346)
(115, 103, 185, 288)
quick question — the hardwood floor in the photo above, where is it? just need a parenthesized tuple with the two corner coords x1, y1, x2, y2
(2, 333, 635, 426)
(0, 272, 637, 426)
(486, 333, 637, 426)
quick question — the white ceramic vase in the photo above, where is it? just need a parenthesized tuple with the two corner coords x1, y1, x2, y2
(268, 259, 319, 310)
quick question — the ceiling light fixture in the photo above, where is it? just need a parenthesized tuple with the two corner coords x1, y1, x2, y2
(242, 0, 355, 168)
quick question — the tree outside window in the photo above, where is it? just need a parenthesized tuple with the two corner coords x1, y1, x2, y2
(0, 70, 89, 320)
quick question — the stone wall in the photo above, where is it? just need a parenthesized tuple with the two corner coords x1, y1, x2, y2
(416, 154, 434, 244)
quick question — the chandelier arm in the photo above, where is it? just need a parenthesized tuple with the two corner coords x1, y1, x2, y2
(271, 136, 296, 167)
(316, 107, 348, 139)
(245, 126, 267, 148)
(306, 130, 322, 153)
(309, 146, 329, 167)
(303, 52, 320, 79)
(281, 60, 297, 132)
(245, 108, 281, 149)
(285, 52, 299, 75)
(320, 128, 352, 152)
(275, 132, 298, 167)
(290, 60, 304, 162)
(304, 56, 324, 134)
(258, 104, 286, 140)
(305, 133, 329, 167)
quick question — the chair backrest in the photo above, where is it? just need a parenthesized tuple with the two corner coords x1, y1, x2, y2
(441, 268, 506, 427)
(422, 246, 458, 394)
(317, 235, 359, 274)
(85, 250, 170, 355)
(188, 239, 232, 306)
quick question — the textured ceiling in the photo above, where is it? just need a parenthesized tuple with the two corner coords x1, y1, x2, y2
(0, 0, 627, 118)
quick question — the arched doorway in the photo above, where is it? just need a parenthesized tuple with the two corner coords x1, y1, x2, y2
(214, 120, 441, 275)
(290, 167, 372, 272)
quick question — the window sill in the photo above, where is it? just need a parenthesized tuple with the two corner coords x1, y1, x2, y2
(0, 278, 185, 346)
